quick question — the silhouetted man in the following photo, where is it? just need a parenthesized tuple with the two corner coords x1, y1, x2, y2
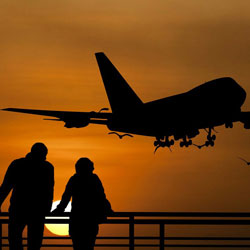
(0, 142, 54, 250)
(53, 158, 112, 250)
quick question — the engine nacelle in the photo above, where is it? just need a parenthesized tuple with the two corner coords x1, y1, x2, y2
(64, 119, 90, 128)
(239, 112, 250, 129)
(243, 122, 250, 129)
(187, 130, 200, 139)
(174, 129, 199, 140)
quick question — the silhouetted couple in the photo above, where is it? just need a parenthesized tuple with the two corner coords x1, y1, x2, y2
(0, 142, 112, 250)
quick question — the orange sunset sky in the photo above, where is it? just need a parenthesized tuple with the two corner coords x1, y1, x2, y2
(0, 0, 250, 242)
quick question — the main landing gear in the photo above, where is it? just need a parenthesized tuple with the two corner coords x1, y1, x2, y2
(179, 136, 192, 148)
(154, 136, 174, 153)
(200, 128, 217, 147)
(204, 127, 216, 147)
(192, 127, 217, 149)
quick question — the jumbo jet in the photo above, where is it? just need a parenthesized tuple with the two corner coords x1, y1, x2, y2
(2, 52, 250, 151)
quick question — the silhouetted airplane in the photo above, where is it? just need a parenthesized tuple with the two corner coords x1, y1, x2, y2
(238, 157, 250, 166)
(2, 52, 250, 151)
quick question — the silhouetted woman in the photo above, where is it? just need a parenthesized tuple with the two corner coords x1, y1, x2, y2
(53, 158, 112, 250)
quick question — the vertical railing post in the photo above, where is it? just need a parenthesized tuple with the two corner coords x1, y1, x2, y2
(129, 216, 134, 250)
(160, 223, 164, 250)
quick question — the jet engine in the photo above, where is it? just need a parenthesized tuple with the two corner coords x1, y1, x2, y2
(64, 119, 90, 128)
(243, 121, 250, 129)
(187, 130, 200, 138)
(240, 112, 250, 129)
(174, 129, 199, 140)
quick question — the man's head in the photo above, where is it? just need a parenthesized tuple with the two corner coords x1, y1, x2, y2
(75, 157, 94, 175)
(30, 142, 48, 160)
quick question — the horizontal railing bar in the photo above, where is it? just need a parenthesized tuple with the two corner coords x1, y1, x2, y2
(162, 245, 250, 248)
(101, 237, 250, 241)
(2, 236, 250, 241)
(2, 212, 250, 217)
(167, 237, 250, 241)
(44, 219, 250, 225)
(0, 237, 71, 240)
(43, 219, 130, 224)
(2, 244, 250, 248)
(109, 212, 250, 218)
(104, 245, 250, 248)
(2, 219, 250, 225)
(130, 219, 250, 225)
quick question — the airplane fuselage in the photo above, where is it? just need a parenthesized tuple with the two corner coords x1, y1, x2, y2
(107, 77, 246, 139)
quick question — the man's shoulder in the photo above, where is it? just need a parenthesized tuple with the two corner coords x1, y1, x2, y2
(11, 157, 26, 165)
(7, 158, 27, 172)
(44, 161, 54, 170)
(69, 174, 77, 182)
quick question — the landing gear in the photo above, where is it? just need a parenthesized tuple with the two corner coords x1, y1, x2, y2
(205, 140, 214, 147)
(180, 137, 192, 148)
(204, 127, 216, 147)
(192, 127, 217, 150)
(154, 136, 174, 153)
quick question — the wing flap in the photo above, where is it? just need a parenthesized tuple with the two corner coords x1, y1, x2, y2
(2, 108, 111, 119)
(2, 108, 111, 128)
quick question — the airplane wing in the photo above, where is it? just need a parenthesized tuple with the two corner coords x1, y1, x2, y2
(2, 108, 112, 128)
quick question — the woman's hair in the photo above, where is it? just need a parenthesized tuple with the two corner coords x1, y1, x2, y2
(75, 157, 94, 174)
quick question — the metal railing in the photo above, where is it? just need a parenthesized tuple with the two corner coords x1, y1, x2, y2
(1, 212, 250, 249)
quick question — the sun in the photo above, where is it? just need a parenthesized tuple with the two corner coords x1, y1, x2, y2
(45, 200, 72, 236)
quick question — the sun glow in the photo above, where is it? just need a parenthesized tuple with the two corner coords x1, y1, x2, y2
(45, 200, 72, 236)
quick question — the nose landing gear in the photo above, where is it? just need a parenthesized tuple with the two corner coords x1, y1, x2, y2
(179, 137, 192, 148)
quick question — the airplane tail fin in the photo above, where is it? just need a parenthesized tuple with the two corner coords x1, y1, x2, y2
(95, 52, 143, 113)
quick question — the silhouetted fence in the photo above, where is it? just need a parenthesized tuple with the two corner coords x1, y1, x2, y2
(1, 212, 250, 249)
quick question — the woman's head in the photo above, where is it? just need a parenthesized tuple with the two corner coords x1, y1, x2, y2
(75, 157, 94, 175)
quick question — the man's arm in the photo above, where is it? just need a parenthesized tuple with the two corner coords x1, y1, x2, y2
(45, 163, 55, 213)
(0, 161, 16, 208)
